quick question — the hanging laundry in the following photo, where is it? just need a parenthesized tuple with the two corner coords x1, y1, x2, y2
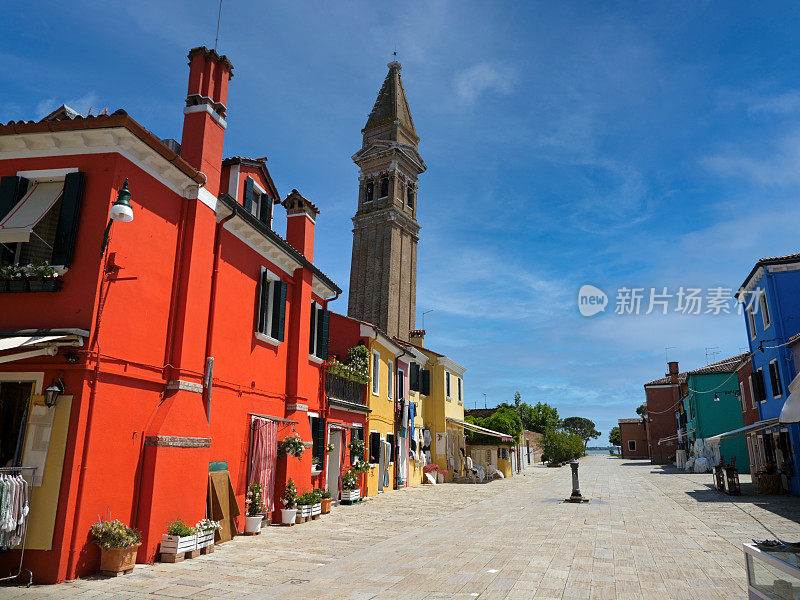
(0, 473, 29, 550)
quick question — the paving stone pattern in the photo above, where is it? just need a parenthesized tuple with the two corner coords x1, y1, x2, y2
(3, 455, 800, 599)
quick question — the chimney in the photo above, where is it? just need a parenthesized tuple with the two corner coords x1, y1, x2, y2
(282, 189, 319, 261)
(409, 329, 425, 347)
(667, 361, 679, 384)
(180, 46, 234, 197)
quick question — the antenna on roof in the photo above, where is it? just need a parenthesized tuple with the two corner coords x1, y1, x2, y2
(665, 346, 676, 363)
(214, 0, 223, 52)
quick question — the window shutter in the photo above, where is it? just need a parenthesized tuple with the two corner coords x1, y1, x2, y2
(51, 171, 85, 267)
(410, 362, 420, 391)
(0, 176, 27, 221)
(309, 302, 317, 354)
(257, 271, 270, 334)
(756, 370, 767, 402)
(317, 308, 330, 360)
(369, 432, 381, 463)
(421, 369, 431, 396)
(243, 176, 254, 213)
(387, 433, 395, 462)
(271, 280, 287, 341)
(259, 194, 272, 227)
(312, 417, 326, 465)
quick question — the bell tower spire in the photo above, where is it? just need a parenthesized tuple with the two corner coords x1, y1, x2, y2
(347, 61, 426, 340)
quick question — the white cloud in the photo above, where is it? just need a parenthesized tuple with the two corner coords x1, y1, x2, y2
(453, 62, 517, 106)
(747, 90, 800, 116)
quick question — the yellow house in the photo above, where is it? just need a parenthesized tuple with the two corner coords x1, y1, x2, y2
(394, 340, 428, 487)
(359, 323, 402, 497)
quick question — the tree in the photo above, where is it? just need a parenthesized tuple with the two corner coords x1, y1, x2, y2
(562, 417, 601, 453)
(608, 426, 621, 447)
(526, 401, 562, 433)
(542, 428, 584, 463)
(465, 407, 522, 445)
(635, 403, 646, 416)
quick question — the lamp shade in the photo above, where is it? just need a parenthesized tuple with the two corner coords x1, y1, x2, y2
(110, 178, 134, 222)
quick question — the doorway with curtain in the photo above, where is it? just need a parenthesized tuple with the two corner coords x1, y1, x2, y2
(248, 416, 278, 517)
(326, 429, 341, 499)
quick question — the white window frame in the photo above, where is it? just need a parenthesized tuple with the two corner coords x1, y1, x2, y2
(397, 368, 404, 401)
(445, 371, 451, 399)
(739, 381, 747, 413)
(628, 440, 636, 452)
(387, 360, 393, 401)
(308, 301, 325, 363)
(770, 359, 782, 398)
(372, 350, 380, 396)
(757, 369, 767, 403)
(255, 267, 281, 346)
(457, 377, 463, 404)
(747, 307, 757, 340)
(250, 178, 267, 220)
(749, 375, 757, 409)
(760, 290, 771, 330)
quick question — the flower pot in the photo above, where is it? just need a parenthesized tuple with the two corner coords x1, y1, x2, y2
(297, 505, 312, 519)
(160, 533, 197, 555)
(436, 473, 445, 484)
(321, 498, 332, 514)
(311, 502, 321, 518)
(196, 530, 215, 548)
(8, 280, 26, 293)
(27, 278, 59, 292)
(341, 489, 360, 502)
(0, 281, 7, 292)
(99, 543, 140, 575)
(244, 515, 262, 534)
(281, 508, 297, 525)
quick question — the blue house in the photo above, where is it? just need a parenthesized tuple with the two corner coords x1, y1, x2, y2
(736, 252, 800, 494)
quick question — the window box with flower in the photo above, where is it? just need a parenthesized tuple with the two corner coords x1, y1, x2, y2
(195, 518, 221, 553)
(160, 519, 198, 562)
(341, 467, 363, 503)
(90, 519, 141, 576)
(295, 491, 315, 523)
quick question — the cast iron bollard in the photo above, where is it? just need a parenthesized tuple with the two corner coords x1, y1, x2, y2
(565, 460, 587, 503)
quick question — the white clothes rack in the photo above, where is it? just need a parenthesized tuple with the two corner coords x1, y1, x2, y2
(0, 466, 35, 587)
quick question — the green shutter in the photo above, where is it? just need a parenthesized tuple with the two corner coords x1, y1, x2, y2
(0, 176, 27, 221)
(257, 270, 270, 334)
(309, 302, 317, 354)
(51, 171, 85, 267)
(312, 417, 326, 465)
(259, 193, 272, 227)
(317, 309, 330, 360)
(243, 176, 254, 212)
(421, 369, 431, 396)
(410, 362, 420, 391)
(271, 280, 287, 341)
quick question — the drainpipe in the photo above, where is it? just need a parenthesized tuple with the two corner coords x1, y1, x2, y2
(318, 290, 339, 491)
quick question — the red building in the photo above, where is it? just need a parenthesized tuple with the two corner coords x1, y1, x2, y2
(643, 361, 686, 464)
(736, 356, 765, 474)
(0, 46, 350, 582)
(618, 418, 649, 459)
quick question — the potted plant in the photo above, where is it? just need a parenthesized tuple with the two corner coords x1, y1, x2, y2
(319, 488, 332, 514)
(296, 492, 314, 522)
(195, 518, 220, 552)
(160, 519, 197, 562)
(341, 468, 361, 502)
(348, 438, 366, 466)
(423, 464, 439, 484)
(281, 478, 298, 525)
(25, 260, 60, 292)
(244, 482, 265, 534)
(311, 456, 322, 471)
(89, 519, 141, 575)
(279, 428, 305, 458)
(0, 264, 27, 292)
(326, 442, 335, 454)
(311, 489, 322, 519)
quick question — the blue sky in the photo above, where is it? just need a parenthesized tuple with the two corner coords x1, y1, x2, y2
(4, 1, 800, 439)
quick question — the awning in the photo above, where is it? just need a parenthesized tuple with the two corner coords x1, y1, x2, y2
(780, 373, 800, 423)
(705, 418, 780, 445)
(447, 417, 514, 442)
(658, 428, 695, 445)
(0, 330, 86, 364)
(0, 181, 63, 243)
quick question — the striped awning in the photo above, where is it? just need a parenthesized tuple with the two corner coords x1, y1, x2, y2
(447, 417, 514, 442)
(705, 418, 780, 445)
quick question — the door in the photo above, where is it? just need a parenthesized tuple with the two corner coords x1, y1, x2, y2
(377, 439, 386, 492)
(326, 429, 341, 498)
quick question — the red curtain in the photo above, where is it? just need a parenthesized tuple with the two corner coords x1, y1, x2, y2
(249, 417, 278, 514)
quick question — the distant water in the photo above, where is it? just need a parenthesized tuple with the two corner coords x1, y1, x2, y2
(587, 449, 613, 455)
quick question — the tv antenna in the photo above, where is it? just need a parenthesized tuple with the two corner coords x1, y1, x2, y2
(421, 309, 434, 329)
(705, 346, 721, 364)
(665, 346, 676, 363)
(214, 0, 223, 52)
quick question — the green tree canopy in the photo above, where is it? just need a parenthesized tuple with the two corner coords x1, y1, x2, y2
(562, 417, 601, 451)
(608, 426, 621, 447)
(465, 406, 522, 445)
(635, 403, 646, 416)
(542, 428, 584, 463)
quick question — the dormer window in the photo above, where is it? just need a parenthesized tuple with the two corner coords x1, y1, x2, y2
(379, 177, 389, 198)
(406, 186, 414, 209)
(365, 181, 374, 203)
(243, 176, 272, 227)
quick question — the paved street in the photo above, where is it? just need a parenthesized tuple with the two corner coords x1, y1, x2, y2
(4, 454, 800, 600)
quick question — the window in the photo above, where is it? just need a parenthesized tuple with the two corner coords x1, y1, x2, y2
(406, 186, 414, 209)
(750, 375, 758, 409)
(420, 369, 431, 396)
(769, 361, 783, 397)
(397, 369, 405, 401)
(739, 381, 747, 413)
(445, 371, 451, 399)
(372, 351, 380, 395)
(369, 431, 381, 464)
(0, 170, 85, 268)
(747, 308, 757, 340)
(387, 360, 393, 400)
(309, 416, 326, 472)
(386, 433, 395, 463)
(243, 176, 272, 226)
(350, 427, 364, 465)
(410, 362, 420, 392)
(628, 440, 636, 452)
(365, 181, 374, 203)
(379, 177, 389, 198)
(457, 377, 463, 404)
(308, 301, 330, 360)
(754, 369, 767, 403)
(256, 268, 287, 343)
(760, 290, 771, 329)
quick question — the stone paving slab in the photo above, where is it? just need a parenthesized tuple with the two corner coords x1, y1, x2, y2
(3, 455, 800, 599)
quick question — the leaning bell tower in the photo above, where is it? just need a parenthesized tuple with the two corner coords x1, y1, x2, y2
(347, 60, 426, 340)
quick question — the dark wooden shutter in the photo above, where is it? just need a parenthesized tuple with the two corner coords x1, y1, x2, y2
(317, 308, 330, 360)
(309, 302, 317, 354)
(369, 432, 381, 463)
(0, 176, 27, 221)
(271, 280, 287, 341)
(770, 363, 782, 397)
(243, 176, 254, 213)
(387, 433, 395, 462)
(421, 369, 431, 396)
(257, 271, 270, 334)
(312, 417, 326, 466)
(755, 370, 767, 402)
(410, 362, 420, 391)
(259, 194, 272, 227)
(51, 171, 85, 267)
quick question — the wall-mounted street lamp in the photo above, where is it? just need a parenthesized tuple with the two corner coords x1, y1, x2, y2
(44, 378, 65, 408)
(101, 178, 134, 255)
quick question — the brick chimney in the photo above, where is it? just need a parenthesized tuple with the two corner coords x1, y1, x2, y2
(409, 329, 425, 347)
(282, 189, 319, 261)
(180, 46, 233, 197)
(667, 361, 680, 384)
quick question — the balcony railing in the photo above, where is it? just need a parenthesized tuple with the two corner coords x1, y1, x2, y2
(325, 372, 366, 405)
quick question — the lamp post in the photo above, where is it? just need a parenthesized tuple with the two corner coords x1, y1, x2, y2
(101, 178, 134, 256)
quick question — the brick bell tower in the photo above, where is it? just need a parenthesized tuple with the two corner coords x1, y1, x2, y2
(348, 60, 426, 340)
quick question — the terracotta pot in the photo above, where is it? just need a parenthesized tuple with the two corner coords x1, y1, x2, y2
(99, 544, 140, 574)
(321, 498, 332, 514)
